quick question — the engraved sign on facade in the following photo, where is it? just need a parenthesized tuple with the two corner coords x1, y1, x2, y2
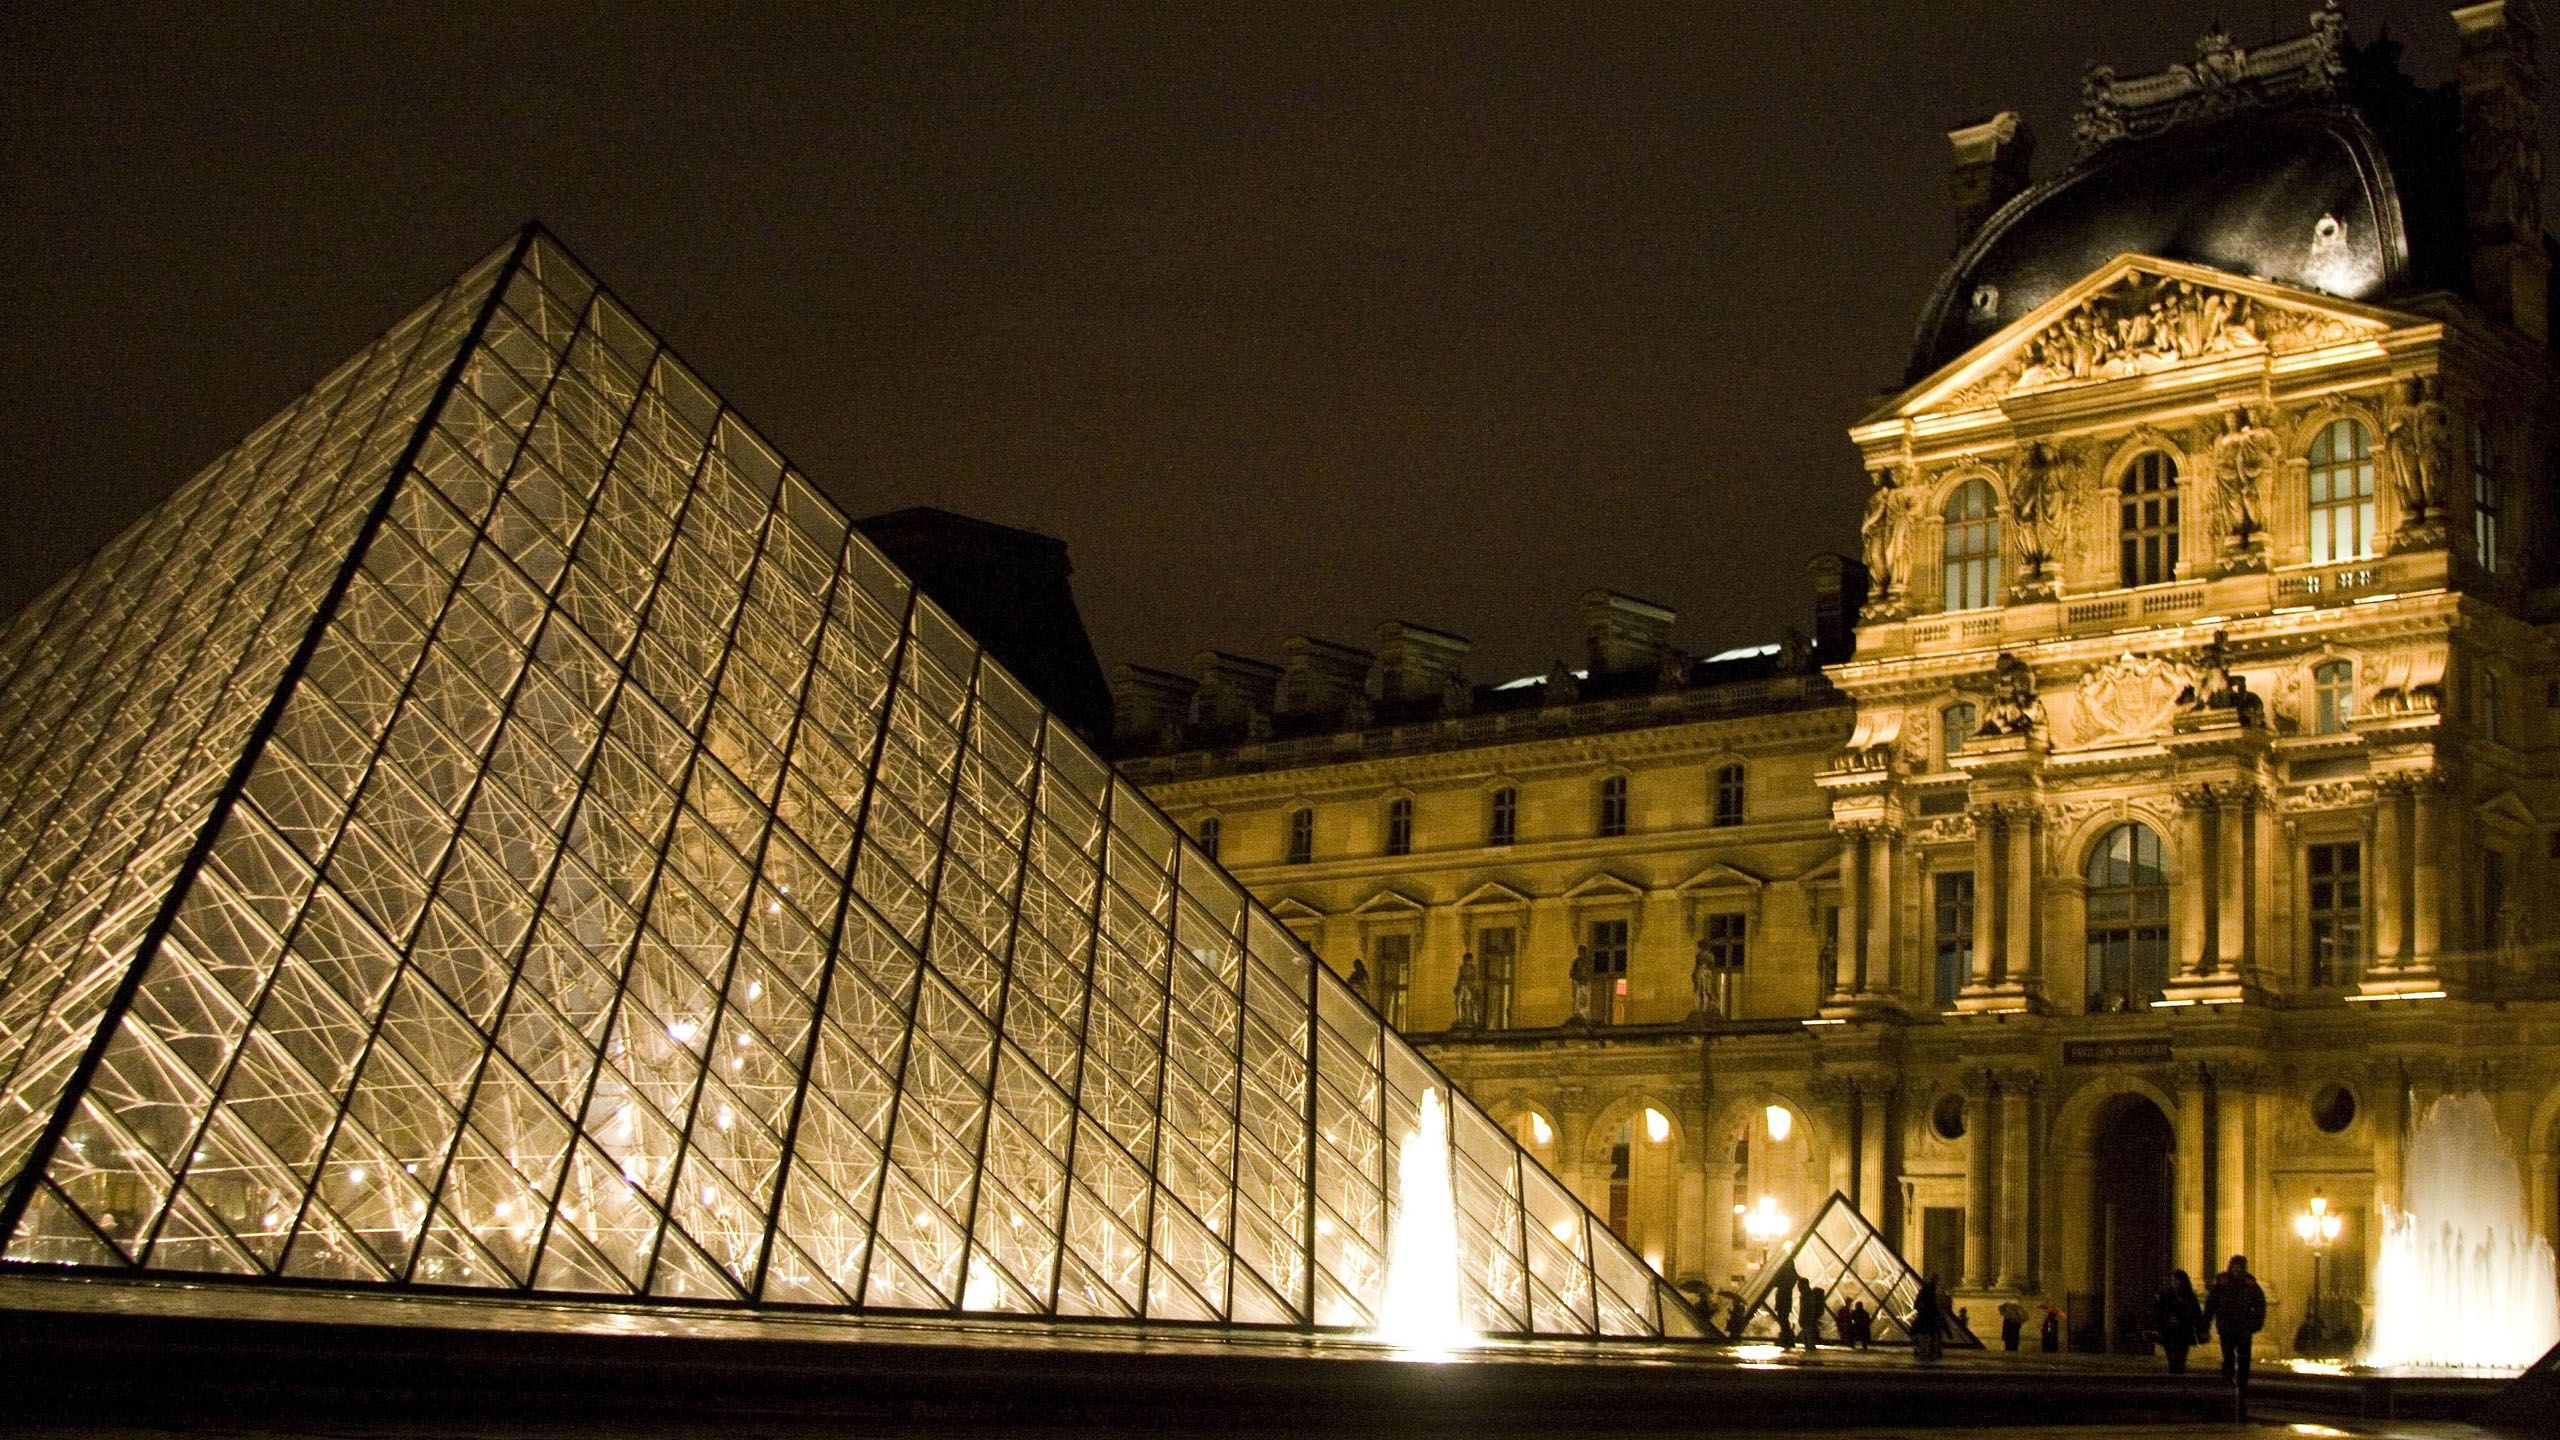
(2063, 1039, 2173, 1066)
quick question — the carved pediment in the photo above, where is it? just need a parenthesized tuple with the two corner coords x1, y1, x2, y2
(1878, 256, 2411, 421)
(2065, 652, 2193, 747)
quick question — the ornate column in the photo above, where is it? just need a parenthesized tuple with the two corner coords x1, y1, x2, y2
(1856, 1083, 1891, 1226)
(1965, 1073, 1998, 1290)
(2215, 1068, 2260, 1273)
(1864, 825, 1900, 997)
(1835, 828, 1867, 1000)
(1698, 1150, 1738, 1288)
(2369, 780, 2406, 970)
(2177, 790, 2215, 977)
(2215, 785, 2257, 978)
(2370, 1060, 2407, 1218)
(1969, 809, 2004, 990)
(2410, 776, 2445, 972)
(2003, 803, 2040, 994)
(1998, 1071, 2037, 1291)
(1550, 1088, 1590, 1201)
(2176, 1074, 2212, 1280)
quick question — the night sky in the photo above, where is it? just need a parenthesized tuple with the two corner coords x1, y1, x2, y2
(0, 4, 2521, 686)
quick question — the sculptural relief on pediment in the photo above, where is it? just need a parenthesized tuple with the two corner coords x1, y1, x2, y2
(2064, 652, 2193, 746)
(1938, 271, 2382, 409)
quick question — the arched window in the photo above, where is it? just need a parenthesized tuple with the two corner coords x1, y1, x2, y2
(2313, 660, 2353, 734)
(1941, 479, 2001, 611)
(2118, 451, 2180, 587)
(1942, 702, 1976, 765)
(2308, 419, 2377, 564)
(1286, 807, 1314, 865)
(1384, 796, 1413, 856)
(2084, 822, 2170, 1012)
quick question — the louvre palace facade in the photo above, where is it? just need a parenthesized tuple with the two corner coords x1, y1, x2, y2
(1116, 2, 2560, 1351)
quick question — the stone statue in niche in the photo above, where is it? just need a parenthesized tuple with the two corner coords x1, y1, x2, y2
(1690, 938, 1722, 1021)
(2385, 375, 2452, 543)
(2209, 403, 2278, 570)
(2007, 442, 2067, 598)
(1859, 466, 1915, 618)
(1452, 952, 1484, 1032)
(2176, 630, 2265, 727)
(1976, 652, 2047, 737)
(1347, 955, 1370, 1006)
(1568, 946, 1596, 1025)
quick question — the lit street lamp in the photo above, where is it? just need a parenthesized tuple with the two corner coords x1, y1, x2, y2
(1742, 1194, 1792, 1266)
(2292, 1194, 2344, 1354)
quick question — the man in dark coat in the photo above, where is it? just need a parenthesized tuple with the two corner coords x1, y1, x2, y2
(2202, 1254, 2267, 1417)
(1911, 1275, 1947, 1361)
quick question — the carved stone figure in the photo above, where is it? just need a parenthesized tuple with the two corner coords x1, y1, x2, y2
(2209, 403, 2278, 566)
(2074, 64, 2126, 151)
(1568, 946, 1596, 1024)
(2177, 630, 2265, 728)
(1860, 467, 1914, 612)
(2011, 275, 2259, 389)
(1543, 660, 1580, 705)
(1691, 938, 1720, 1020)
(2008, 442, 2067, 591)
(2384, 375, 2451, 535)
(1977, 652, 2046, 737)
(1347, 955, 1371, 1006)
(1656, 646, 1691, 691)
(1452, 952, 1484, 1031)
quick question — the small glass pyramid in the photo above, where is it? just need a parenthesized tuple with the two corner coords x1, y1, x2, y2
(1732, 1192, 1979, 1347)
(0, 227, 1697, 1339)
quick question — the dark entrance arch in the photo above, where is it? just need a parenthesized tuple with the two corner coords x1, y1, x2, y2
(2085, 1093, 2174, 1353)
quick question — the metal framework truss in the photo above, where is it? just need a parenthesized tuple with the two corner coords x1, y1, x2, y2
(0, 228, 1697, 1339)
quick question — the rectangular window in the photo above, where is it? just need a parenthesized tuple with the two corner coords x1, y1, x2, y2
(2314, 661, 2354, 735)
(1934, 870, 1975, 1005)
(1477, 925, 1517, 1030)
(1921, 1207, 1966, 1295)
(1372, 932, 1413, 1030)
(1385, 797, 1413, 857)
(2306, 842, 2361, 987)
(1703, 911, 1746, 972)
(1598, 775, 1628, 838)
(1287, 807, 1313, 865)
(1588, 918, 1630, 1024)
(2484, 848, 2510, 954)
(1487, 787, 1517, 847)
(1196, 816, 1220, 862)
(1942, 703, 1975, 766)
(2309, 418, 2377, 564)
(2474, 419, 2502, 572)
(1712, 763, 1745, 827)
(2482, 668, 2504, 745)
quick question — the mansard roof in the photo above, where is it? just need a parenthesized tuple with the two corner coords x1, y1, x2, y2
(1908, 25, 2470, 382)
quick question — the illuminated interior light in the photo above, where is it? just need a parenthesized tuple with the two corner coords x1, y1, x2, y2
(1529, 1113, 1553, 1147)
(348, 1166, 368, 1185)
(1644, 1107, 1671, 1144)
(1764, 1104, 1793, 1143)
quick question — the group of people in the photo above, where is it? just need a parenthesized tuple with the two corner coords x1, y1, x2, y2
(2156, 1254, 2267, 1403)
(1762, 1262, 1878, 1351)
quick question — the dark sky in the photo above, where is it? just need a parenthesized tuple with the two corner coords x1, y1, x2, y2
(0, 3, 2507, 685)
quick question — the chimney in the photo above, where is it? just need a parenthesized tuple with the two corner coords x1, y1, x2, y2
(1191, 651, 1282, 735)
(1373, 621, 1472, 704)
(1275, 637, 1376, 718)
(1110, 663, 1197, 751)
(1948, 112, 2035, 254)
(1807, 552, 1871, 661)
(2456, 2, 2550, 341)
(1578, 590, 1676, 674)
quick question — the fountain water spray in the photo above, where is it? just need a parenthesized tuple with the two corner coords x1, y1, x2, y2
(2363, 1092, 2560, 1370)
(1373, 1087, 1475, 1356)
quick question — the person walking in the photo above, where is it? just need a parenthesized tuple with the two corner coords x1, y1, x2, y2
(1997, 1297, 2027, 1352)
(1847, 1299, 1873, 1349)
(2202, 1254, 2267, 1419)
(2153, 1270, 2204, 1374)
(1770, 1256, 1799, 1348)
(1911, 1275, 1947, 1362)
(1798, 1280, 1825, 1351)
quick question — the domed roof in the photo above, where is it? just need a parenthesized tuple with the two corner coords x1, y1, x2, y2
(1906, 26, 2469, 383)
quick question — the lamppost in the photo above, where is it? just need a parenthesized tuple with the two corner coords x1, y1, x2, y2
(1742, 1194, 1792, 1267)
(2292, 1194, 2343, 1354)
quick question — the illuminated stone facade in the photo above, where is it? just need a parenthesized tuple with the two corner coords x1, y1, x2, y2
(1121, 3, 2560, 1352)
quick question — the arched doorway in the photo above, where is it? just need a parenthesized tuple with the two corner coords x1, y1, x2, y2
(2085, 1093, 2175, 1352)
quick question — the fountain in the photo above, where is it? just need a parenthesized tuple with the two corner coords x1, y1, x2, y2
(2363, 1092, 2560, 1371)
(1373, 1087, 1474, 1356)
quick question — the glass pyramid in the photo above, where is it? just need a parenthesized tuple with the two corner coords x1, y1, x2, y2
(0, 228, 1697, 1339)
(1732, 1192, 1979, 1347)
